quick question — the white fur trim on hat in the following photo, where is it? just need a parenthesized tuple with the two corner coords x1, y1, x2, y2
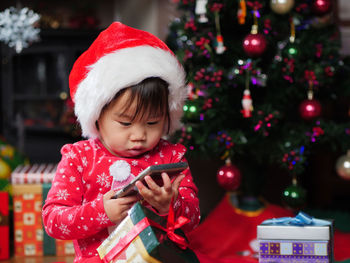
(74, 45, 186, 139)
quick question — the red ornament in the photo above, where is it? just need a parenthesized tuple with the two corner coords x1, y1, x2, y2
(216, 159, 241, 191)
(299, 99, 322, 120)
(312, 0, 332, 16)
(243, 33, 267, 57)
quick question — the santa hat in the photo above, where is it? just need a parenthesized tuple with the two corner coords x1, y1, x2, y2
(69, 22, 187, 138)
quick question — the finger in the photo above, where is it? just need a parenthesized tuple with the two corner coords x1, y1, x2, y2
(144, 175, 161, 192)
(162, 173, 172, 193)
(135, 180, 153, 198)
(104, 190, 116, 200)
(119, 195, 140, 204)
(172, 174, 186, 191)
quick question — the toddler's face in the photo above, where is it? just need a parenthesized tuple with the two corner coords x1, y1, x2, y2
(97, 89, 166, 157)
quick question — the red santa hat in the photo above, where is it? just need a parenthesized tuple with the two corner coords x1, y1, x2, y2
(69, 22, 187, 138)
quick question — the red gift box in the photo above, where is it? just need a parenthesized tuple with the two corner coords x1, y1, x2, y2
(0, 191, 9, 260)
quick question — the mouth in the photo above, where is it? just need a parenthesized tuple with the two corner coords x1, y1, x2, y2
(127, 146, 145, 155)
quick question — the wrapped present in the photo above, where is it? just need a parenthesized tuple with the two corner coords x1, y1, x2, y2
(0, 191, 9, 260)
(13, 184, 44, 256)
(12, 166, 74, 257)
(257, 212, 333, 263)
(11, 163, 56, 184)
(98, 202, 199, 263)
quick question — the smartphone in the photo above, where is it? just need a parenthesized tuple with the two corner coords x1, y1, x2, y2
(112, 162, 188, 199)
(113, 162, 188, 199)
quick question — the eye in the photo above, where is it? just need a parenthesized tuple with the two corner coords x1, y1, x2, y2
(147, 121, 159, 125)
(119, 121, 131, 126)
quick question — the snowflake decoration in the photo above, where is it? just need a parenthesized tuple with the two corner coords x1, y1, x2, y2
(56, 189, 70, 200)
(58, 223, 71, 235)
(96, 213, 110, 225)
(96, 172, 110, 187)
(0, 6, 40, 53)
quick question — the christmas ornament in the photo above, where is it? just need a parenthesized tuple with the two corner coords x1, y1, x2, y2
(195, 0, 208, 23)
(283, 42, 298, 57)
(299, 90, 322, 120)
(283, 17, 298, 58)
(212, 4, 226, 54)
(241, 89, 253, 118)
(241, 69, 253, 118)
(243, 33, 267, 57)
(215, 35, 226, 54)
(183, 102, 199, 122)
(335, 150, 350, 180)
(311, 0, 332, 16)
(0, 6, 40, 53)
(242, 9, 267, 57)
(216, 159, 241, 191)
(270, 0, 294, 15)
(0, 159, 11, 179)
(238, 0, 247, 24)
(282, 177, 306, 209)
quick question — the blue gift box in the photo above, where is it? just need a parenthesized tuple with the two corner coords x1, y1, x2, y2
(257, 212, 334, 263)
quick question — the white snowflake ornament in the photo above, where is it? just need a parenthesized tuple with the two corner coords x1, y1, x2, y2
(0, 6, 40, 53)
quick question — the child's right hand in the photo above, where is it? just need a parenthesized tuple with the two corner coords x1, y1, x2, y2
(103, 190, 139, 224)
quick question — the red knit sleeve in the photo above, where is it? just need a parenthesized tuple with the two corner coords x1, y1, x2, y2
(42, 143, 114, 240)
(166, 142, 200, 233)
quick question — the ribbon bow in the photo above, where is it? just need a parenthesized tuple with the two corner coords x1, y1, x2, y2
(102, 200, 190, 262)
(262, 211, 331, 226)
(150, 198, 190, 250)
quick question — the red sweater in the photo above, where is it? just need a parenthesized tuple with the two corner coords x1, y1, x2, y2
(42, 138, 200, 262)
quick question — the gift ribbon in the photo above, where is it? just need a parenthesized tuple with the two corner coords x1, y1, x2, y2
(102, 201, 190, 262)
(151, 198, 190, 250)
(262, 211, 331, 226)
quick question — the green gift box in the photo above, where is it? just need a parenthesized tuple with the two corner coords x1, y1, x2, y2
(98, 202, 199, 263)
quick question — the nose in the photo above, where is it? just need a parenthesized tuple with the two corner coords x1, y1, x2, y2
(130, 125, 146, 142)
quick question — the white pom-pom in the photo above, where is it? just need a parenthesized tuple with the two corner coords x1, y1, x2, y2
(109, 160, 131, 182)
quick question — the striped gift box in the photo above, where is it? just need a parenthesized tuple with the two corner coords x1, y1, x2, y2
(11, 164, 57, 184)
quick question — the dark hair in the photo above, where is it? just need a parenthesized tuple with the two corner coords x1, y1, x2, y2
(102, 77, 171, 133)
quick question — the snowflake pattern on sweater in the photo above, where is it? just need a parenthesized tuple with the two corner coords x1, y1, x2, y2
(42, 138, 200, 262)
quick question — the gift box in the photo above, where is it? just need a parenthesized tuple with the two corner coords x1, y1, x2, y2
(13, 184, 44, 256)
(12, 164, 74, 257)
(257, 212, 333, 263)
(98, 202, 199, 263)
(0, 191, 9, 260)
(11, 163, 56, 184)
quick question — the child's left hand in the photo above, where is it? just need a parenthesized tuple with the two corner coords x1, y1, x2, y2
(135, 172, 185, 214)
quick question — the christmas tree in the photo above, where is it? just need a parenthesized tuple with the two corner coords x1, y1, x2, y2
(166, 0, 350, 209)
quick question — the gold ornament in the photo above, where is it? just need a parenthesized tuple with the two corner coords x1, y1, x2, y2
(335, 150, 350, 180)
(270, 0, 294, 15)
(0, 159, 11, 179)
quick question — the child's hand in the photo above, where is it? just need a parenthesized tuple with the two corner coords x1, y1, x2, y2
(103, 190, 140, 224)
(135, 173, 185, 215)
